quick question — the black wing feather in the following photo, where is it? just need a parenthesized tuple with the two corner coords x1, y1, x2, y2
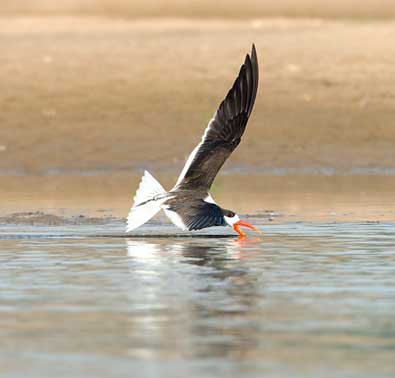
(167, 200, 226, 231)
(174, 44, 259, 191)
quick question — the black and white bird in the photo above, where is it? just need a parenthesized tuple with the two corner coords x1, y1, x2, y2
(126, 45, 260, 238)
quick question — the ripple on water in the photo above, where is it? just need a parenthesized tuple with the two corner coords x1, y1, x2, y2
(0, 222, 395, 378)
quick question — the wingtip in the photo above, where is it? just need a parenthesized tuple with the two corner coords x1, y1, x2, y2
(251, 43, 258, 64)
(244, 51, 252, 68)
(245, 44, 257, 68)
(250, 42, 259, 84)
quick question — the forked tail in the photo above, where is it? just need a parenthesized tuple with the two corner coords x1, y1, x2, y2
(126, 170, 167, 232)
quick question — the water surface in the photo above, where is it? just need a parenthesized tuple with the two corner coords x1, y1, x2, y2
(1, 222, 395, 378)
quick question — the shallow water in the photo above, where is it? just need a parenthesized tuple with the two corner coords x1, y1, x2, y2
(1, 222, 395, 378)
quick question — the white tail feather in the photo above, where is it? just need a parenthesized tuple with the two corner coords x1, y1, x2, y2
(133, 170, 165, 207)
(126, 170, 166, 232)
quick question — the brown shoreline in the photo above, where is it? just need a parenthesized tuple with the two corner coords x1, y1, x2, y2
(1, 174, 394, 222)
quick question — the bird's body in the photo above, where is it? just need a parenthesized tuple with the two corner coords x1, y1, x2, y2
(127, 45, 260, 237)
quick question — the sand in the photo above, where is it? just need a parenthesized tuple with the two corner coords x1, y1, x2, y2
(2, 1, 395, 19)
(1, 17, 395, 172)
(1, 17, 395, 222)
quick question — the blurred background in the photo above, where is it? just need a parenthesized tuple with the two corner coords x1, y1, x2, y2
(2, 0, 395, 18)
(1, 1, 395, 220)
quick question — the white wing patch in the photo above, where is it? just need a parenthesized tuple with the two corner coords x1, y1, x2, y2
(173, 116, 216, 189)
(204, 194, 216, 204)
(163, 207, 188, 231)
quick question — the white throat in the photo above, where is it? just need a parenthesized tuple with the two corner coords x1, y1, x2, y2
(224, 214, 240, 226)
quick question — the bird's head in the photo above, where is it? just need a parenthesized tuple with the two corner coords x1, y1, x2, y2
(223, 210, 260, 238)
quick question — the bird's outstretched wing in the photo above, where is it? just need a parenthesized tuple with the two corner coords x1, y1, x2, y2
(173, 44, 259, 191)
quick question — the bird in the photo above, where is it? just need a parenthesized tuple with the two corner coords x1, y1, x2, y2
(126, 44, 260, 238)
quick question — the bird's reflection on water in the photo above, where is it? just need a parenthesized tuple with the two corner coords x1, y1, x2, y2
(125, 237, 263, 359)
